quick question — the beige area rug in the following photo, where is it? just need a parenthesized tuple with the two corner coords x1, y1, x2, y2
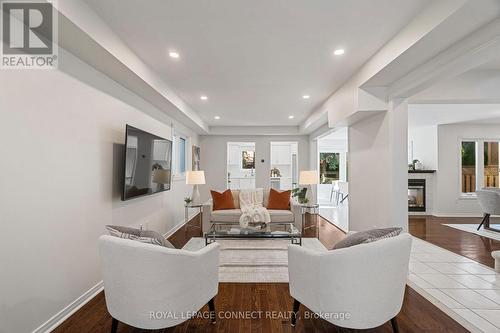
(183, 238, 327, 283)
(444, 224, 500, 241)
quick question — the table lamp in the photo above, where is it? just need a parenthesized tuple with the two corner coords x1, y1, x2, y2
(186, 170, 205, 204)
(299, 170, 318, 204)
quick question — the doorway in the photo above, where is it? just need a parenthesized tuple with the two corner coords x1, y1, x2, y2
(227, 142, 256, 189)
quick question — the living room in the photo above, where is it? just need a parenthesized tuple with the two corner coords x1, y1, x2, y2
(2, 1, 500, 333)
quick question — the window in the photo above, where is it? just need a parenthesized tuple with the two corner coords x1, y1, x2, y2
(461, 141, 476, 193)
(179, 137, 186, 174)
(172, 132, 188, 177)
(319, 152, 340, 184)
(242, 150, 255, 169)
(484, 141, 499, 188)
(460, 139, 500, 194)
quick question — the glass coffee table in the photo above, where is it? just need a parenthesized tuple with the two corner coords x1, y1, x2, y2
(205, 222, 302, 246)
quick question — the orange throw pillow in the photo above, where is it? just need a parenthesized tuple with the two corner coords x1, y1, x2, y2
(211, 189, 235, 210)
(267, 189, 291, 210)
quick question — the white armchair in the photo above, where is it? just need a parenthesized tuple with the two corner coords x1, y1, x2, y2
(476, 188, 500, 232)
(288, 234, 412, 331)
(98, 235, 220, 332)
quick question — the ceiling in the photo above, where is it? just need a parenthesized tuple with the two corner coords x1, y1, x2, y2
(409, 54, 500, 128)
(476, 57, 500, 71)
(84, 0, 430, 127)
(409, 104, 500, 128)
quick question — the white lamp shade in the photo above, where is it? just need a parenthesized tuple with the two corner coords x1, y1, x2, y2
(299, 170, 318, 185)
(186, 170, 206, 185)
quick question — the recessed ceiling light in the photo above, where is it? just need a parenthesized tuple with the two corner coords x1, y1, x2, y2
(214, 116, 220, 120)
(302, 95, 310, 99)
(168, 51, 180, 59)
(288, 115, 295, 119)
(333, 49, 345, 56)
(200, 95, 208, 100)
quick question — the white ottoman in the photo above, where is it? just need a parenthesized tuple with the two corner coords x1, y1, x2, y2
(493, 251, 500, 273)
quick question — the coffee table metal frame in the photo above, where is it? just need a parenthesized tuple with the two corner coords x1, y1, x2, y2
(205, 222, 302, 246)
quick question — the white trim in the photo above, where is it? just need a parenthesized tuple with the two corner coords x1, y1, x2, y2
(172, 175, 186, 182)
(408, 211, 434, 216)
(32, 281, 104, 333)
(172, 129, 191, 178)
(163, 211, 201, 238)
(458, 137, 500, 196)
(431, 213, 483, 218)
(458, 138, 479, 197)
(458, 193, 477, 200)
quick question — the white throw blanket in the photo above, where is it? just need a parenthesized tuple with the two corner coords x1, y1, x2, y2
(239, 189, 271, 227)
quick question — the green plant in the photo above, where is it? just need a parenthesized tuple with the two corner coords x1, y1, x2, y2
(461, 142, 475, 166)
(291, 187, 308, 204)
(319, 152, 340, 184)
(184, 197, 193, 205)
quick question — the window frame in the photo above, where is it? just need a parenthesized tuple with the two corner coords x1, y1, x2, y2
(172, 131, 190, 180)
(458, 137, 500, 199)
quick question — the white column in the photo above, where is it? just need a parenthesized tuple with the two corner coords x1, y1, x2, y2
(348, 99, 408, 231)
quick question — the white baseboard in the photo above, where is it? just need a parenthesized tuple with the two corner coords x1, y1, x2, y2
(163, 211, 199, 238)
(432, 213, 483, 218)
(32, 281, 104, 333)
(408, 212, 433, 216)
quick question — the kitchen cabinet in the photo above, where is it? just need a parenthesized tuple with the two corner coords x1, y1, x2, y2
(228, 178, 239, 190)
(228, 177, 255, 189)
(228, 144, 241, 166)
(239, 178, 255, 189)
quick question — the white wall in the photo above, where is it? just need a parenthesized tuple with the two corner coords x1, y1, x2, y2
(408, 125, 438, 169)
(434, 123, 500, 216)
(199, 135, 309, 201)
(0, 50, 197, 333)
(348, 100, 408, 231)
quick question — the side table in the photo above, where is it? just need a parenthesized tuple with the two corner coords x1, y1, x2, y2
(185, 203, 203, 224)
(185, 204, 203, 239)
(301, 203, 320, 233)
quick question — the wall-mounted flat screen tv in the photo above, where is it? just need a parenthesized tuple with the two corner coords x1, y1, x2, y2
(122, 125, 172, 201)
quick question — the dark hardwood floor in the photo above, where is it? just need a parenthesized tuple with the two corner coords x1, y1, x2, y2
(409, 215, 500, 268)
(54, 284, 466, 333)
(54, 213, 470, 333)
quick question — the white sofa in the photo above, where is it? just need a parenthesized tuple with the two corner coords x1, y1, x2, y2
(202, 189, 302, 232)
(288, 233, 412, 331)
(98, 235, 220, 331)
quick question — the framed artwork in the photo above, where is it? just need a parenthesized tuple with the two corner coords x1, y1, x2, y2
(242, 150, 255, 169)
(192, 145, 201, 171)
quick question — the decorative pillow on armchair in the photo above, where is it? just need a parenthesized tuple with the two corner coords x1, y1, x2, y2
(210, 189, 236, 210)
(106, 225, 175, 248)
(332, 227, 402, 250)
(267, 188, 291, 210)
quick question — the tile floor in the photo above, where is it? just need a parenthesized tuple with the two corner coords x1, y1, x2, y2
(408, 237, 500, 333)
(318, 204, 348, 232)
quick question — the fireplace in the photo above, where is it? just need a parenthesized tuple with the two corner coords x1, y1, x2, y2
(408, 179, 426, 212)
